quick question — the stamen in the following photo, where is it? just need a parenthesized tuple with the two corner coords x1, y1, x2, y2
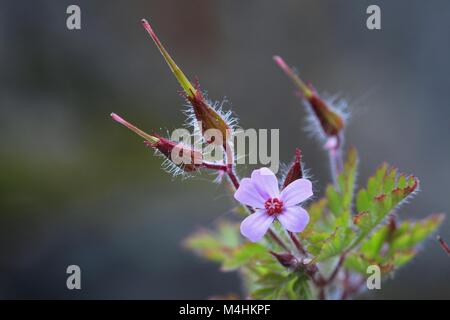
(264, 198, 284, 215)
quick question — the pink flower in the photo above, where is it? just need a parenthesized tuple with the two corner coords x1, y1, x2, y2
(234, 168, 313, 242)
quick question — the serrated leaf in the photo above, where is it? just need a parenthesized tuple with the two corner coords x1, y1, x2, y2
(389, 214, 444, 252)
(349, 214, 444, 276)
(303, 149, 358, 262)
(344, 253, 395, 275)
(316, 227, 354, 262)
(360, 226, 389, 259)
(291, 273, 312, 300)
(250, 271, 293, 300)
(344, 253, 372, 274)
(352, 165, 420, 248)
(326, 147, 358, 217)
(303, 198, 328, 235)
(356, 189, 370, 212)
(326, 186, 342, 216)
(392, 250, 416, 267)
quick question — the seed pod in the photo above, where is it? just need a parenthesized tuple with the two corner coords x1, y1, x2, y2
(274, 56, 345, 138)
(270, 251, 299, 269)
(111, 113, 202, 172)
(141, 19, 230, 145)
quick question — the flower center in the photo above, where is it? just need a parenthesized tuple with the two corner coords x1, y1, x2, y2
(264, 198, 283, 215)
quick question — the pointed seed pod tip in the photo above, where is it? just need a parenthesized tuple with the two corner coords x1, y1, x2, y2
(141, 18, 196, 98)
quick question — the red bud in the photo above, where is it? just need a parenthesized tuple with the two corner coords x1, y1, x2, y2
(282, 148, 303, 189)
(270, 251, 299, 268)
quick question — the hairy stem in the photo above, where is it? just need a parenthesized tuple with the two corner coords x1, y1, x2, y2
(201, 162, 228, 171)
(226, 167, 241, 191)
(327, 134, 344, 188)
(288, 232, 307, 255)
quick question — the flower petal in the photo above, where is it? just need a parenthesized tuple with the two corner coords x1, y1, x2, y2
(234, 178, 266, 208)
(280, 178, 313, 206)
(240, 209, 275, 242)
(251, 167, 280, 199)
(277, 206, 310, 233)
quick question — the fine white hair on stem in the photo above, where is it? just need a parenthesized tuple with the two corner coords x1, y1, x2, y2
(182, 91, 239, 139)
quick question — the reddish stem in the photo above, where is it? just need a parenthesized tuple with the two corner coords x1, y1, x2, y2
(438, 236, 450, 255)
(341, 275, 365, 300)
(226, 166, 241, 191)
(201, 162, 228, 171)
(267, 230, 290, 251)
(318, 288, 326, 300)
(340, 270, 351, 300)
(289, 232, 307, 255)
(324, 253, 346, 284)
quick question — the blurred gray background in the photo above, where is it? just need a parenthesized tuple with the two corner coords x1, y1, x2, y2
(0, 0, 449, 299)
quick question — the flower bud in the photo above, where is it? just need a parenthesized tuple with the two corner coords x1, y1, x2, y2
(282, 148, 303, 189)
(270, 251, 299, 269)
(111, 113, 202, 172)
(273, 56, 344, 138)
(141, 19, 230, 145)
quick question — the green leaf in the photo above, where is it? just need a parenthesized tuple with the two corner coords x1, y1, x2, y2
(352, 165, 419, 247)
(250, 271, 290, 300)
(356, 189, 370, 212)
(291, 273, 312, 300)
(302, 199, 333, 239)
(360, 226, 389, 259)
(222, 243, 268, 271)
(185, 221, 283, 275)
(184, 231, 229, 263)
(184, 222, 241, 265)
(306, 148, 358, 261)
(251, 287, 277, 299)
(326, 186, 342, 216)
(316, 227, 354, 261)
(344, 253, 394, 275)
(344, 253, 373, 274)
(250, 271, 313, 300)
(392, 250, 415, 267)
(326, 147, 358, 217)
(389, 214, 444, 252)
(347, 214, 444, 275)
